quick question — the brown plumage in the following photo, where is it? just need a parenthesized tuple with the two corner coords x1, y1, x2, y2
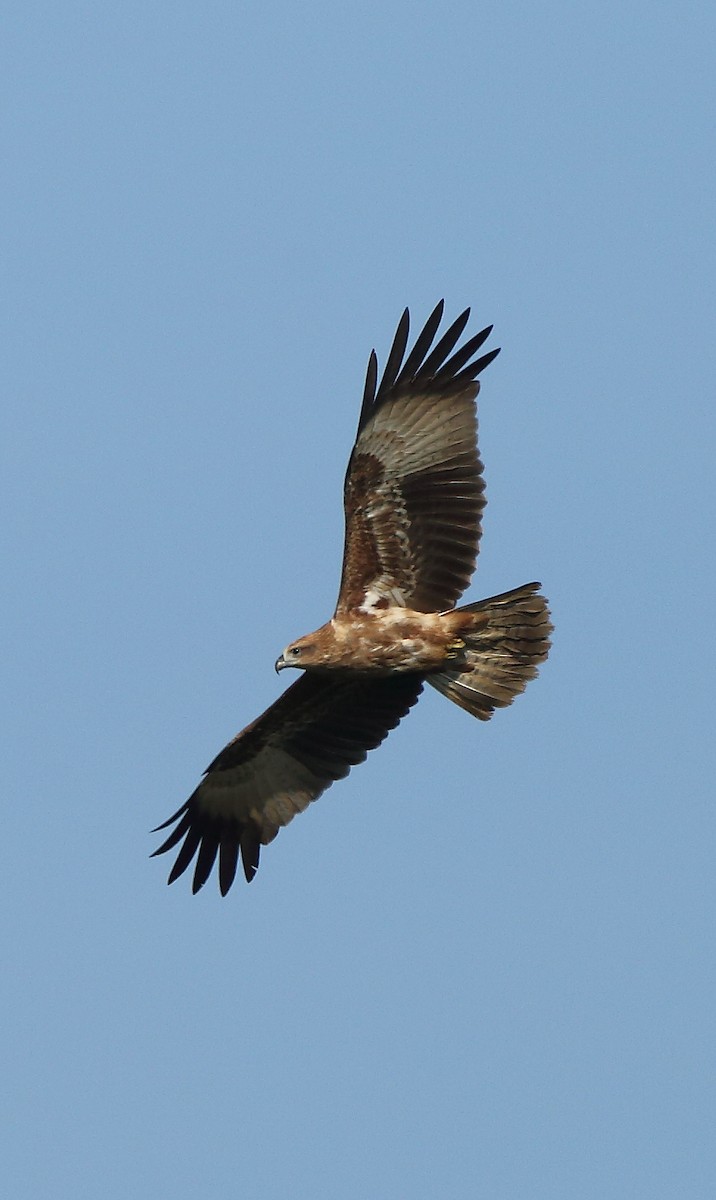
(153, 302, 552, 895)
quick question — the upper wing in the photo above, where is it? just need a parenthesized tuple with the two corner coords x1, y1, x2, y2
(336, 301, 500, 615)
(152, 671, 423, 895)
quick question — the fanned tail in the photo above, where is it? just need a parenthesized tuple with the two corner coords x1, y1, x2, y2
(427, 583, 552, 720)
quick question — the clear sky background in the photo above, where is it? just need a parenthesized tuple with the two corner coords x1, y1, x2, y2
(3, 3, 714, 1197)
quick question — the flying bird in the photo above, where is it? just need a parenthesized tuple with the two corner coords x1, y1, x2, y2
(153, 302, 552, 895)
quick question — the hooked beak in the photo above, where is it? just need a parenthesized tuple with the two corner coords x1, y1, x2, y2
(274, 654, 288, 674)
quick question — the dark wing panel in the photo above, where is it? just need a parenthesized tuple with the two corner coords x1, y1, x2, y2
(337, 302, 499, 615)
(152, 672, 424, 895)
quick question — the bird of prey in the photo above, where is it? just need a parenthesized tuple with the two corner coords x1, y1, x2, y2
(153, 302, 552, 895)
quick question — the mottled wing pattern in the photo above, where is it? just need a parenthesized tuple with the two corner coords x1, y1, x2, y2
(336, 301, 500, 615)
(152, 672, 423, 894)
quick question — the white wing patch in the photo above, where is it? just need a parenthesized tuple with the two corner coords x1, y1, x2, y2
(359, 583, 409, 613)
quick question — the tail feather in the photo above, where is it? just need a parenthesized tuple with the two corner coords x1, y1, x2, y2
(428, 582, 552, 720)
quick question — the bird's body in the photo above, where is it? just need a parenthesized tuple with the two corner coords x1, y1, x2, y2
(276, 606, 485, 675)
(153, 302, 552, 895)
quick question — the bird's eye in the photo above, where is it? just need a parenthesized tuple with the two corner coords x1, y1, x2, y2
(289, 646, 301, 657)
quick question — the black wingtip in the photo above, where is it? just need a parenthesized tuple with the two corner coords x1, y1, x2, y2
(357, 302, 498, 431)
(151, 801, 188, 834)
(219, 839, 240, 896)
(357, 349, 378, 431)
(376, 307, 411, 400)
(395, 300, 446, 385)
(418, 307, 472, 378)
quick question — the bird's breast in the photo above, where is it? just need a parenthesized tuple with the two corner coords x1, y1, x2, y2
(328, 610, 458, 671)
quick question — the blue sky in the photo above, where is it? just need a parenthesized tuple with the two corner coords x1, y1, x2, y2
(3, 3, 715, 1197)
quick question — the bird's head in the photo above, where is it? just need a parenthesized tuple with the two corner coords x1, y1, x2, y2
(275, 635, 320, 673)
